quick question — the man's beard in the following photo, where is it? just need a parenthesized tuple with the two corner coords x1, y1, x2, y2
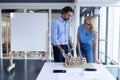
(64, 18, 69, 21)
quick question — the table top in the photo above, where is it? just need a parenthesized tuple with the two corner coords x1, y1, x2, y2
(36, 62, 116, 80)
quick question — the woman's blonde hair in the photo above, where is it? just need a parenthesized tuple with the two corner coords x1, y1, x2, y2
(84, 16, 97, 35)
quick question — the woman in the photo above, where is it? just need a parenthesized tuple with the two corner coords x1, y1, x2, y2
(77, 16, 100, 63)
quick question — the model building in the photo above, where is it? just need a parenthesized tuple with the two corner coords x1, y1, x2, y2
(65, 54, 86, 67)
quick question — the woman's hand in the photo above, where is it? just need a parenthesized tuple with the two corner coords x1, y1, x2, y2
(95, 58, 101, 64)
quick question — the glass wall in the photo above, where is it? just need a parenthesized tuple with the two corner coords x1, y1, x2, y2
(2, 9, 24, 57)
(99, 7, 120, 64)
(108, 7, 120, 64)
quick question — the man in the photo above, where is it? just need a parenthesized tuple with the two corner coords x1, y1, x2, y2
(51, 6, 73, 62)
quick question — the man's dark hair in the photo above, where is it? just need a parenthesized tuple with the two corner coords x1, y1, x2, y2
(61, 6, 73, 14)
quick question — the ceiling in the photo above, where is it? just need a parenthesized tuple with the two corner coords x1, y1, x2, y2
(2, 7, 98, 17)
(0, 0, 99, 17)
(0, 0, 99, 16)
(0, 0, 75, 3)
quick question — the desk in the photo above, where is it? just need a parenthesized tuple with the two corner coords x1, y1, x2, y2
(36, 62, 116, 80)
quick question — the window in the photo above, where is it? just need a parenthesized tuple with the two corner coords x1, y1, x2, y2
(108, 7, 120, 64)
(99, 7, 120, 64)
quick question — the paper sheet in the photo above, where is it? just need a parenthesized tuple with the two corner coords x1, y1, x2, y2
(57, 72, 100, 80)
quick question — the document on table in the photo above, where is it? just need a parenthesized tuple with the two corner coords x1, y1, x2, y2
(57, 72, 83, 80)
(57, 72, 100, 80)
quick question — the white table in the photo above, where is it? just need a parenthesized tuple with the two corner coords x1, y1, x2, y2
(36, 62, 116, 80)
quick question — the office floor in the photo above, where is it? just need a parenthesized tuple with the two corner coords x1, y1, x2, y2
(0, 59, 46, 80)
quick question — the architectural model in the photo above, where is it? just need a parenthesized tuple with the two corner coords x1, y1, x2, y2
(64, 54, 87, 67)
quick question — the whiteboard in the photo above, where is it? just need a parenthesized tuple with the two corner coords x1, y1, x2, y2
(10, 13, 48, 51)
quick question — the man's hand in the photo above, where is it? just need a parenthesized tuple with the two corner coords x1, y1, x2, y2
(61, 49, 66, 58)
(69, 43, 73, 50)
(56, 45, 66, 58)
